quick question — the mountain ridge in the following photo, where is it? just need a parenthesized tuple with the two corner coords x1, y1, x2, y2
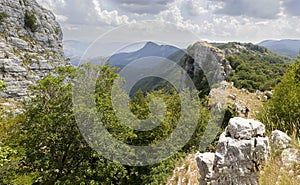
(258, 39, 300, 58)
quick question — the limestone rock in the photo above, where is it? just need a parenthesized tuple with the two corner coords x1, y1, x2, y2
(270, 130, 292, 150)
(195, 152, 215, 181)
(281, 148, 300, 167)
(196, 117, 270, 185)
(186, 41, 231, 86)
(226, 117, 265, 140)
(0, 0, 66, 100)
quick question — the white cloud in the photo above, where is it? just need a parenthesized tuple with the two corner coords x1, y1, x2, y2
(107, 0, 175, 14)
(184, 0, 208, 16)
(156, 1, 203, 34)
(36, 0, 300, 42)
(215, 0, 281, 19)
(93, 0, 133, 25)
(37, 0, 133, 26)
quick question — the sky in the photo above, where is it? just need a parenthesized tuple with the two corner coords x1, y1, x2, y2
(36, 0, 300, 44)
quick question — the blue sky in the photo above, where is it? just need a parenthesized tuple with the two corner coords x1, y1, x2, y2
(37, 0, 300, 43)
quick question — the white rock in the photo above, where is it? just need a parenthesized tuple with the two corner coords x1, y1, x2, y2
(281, 148, 300, 167)
(195, 152, 215, 180)
(196, 117, 269, 185)
(227, 117, 265, 140)
(270, 130, 292, 150)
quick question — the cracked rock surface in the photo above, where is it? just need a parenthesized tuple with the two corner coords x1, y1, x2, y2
(196, 117, 270, 185)
(0, 0, 66, 100)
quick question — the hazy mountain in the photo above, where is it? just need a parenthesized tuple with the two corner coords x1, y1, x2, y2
(63, 40, 92, 65)
(107, 41, 186, 68)
(258, 39, 300, 58)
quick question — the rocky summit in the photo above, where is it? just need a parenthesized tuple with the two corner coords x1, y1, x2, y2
(0, 0, 66, 99)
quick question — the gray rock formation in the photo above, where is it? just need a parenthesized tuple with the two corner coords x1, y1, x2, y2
(196, 117, 270, 185)
(0, 0, 66, 99)
(185, 41, 231, 87)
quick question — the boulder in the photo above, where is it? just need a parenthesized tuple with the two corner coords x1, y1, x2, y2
(196, 117, 270, 185)
(270, 130, 292, 150)
(226, 117, 265, 140)
(265, 91, 273, 98)
(195, 152, 215, 181)
(281, 148, 300, 167)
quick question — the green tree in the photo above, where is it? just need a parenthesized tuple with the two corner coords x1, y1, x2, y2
(15, 65, 131, 184)
(259, 58, 300, 137)
(2, 63, 212, 184)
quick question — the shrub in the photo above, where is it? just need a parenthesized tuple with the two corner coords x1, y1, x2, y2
(258, 58, 300, 137)
(0, 81, 6, 92)
(0, 12, 9, 21)
(24, 11, 38, 32)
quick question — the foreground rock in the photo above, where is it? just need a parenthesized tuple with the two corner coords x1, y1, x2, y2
(196, 117, 270, 185)
(270, 130, 292, 150)
(0, 0, 66, 100)
(270, 130, 300, 168)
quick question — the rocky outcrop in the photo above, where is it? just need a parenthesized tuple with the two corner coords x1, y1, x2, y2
(196, 117, 270, 185)
(186, 41, 231, 86)
(270, 130, 300, 168)
(0, 0, 65, 99)
(270, 130, 292, 150)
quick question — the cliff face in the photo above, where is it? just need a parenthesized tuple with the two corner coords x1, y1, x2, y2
(0, 0, 65, 99)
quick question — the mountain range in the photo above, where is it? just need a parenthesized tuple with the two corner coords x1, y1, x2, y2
(64, 39, 300, 66)
(258, 39, 300, 58)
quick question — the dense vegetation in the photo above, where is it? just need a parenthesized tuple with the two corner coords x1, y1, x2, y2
(259, 57, 300, 137)
(0, 64, 216, 184)
(216, 42, 291, 92)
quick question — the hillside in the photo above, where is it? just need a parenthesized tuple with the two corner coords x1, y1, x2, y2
(259, 39, 300, 58)
(215, 42, 291, 92)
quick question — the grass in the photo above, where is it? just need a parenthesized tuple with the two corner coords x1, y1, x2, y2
(167, 154, 200, 185)
(259, 134, 300, 185)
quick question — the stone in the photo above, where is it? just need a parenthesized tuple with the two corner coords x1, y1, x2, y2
(195, 152, 215, 180)
(265, 91, 273, 98)
(1, 102, 14, 107)
(281, 148, 300, 167)
(226, 117, 265, 140)
(270, 130, 292, 150)
(196, 117, 269, 185)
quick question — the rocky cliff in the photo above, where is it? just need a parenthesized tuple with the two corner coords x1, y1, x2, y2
(185, 41, 232, 88)
(0, 0, 65, 99)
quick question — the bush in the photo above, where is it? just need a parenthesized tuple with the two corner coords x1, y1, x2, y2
(258, 59, 300, 137)
(0, 12, 9, 21)
(24, 11, 38, 32)
(0, 81, 6, 92)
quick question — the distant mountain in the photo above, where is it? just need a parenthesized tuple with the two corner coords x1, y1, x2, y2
(108, 42, 185, 68)
(63, 40, 92, 65)
(107, 42, 189, 96)
(258, 39, 300, 58)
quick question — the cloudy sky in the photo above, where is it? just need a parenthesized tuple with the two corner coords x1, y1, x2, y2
(36, 0, 300, 44)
